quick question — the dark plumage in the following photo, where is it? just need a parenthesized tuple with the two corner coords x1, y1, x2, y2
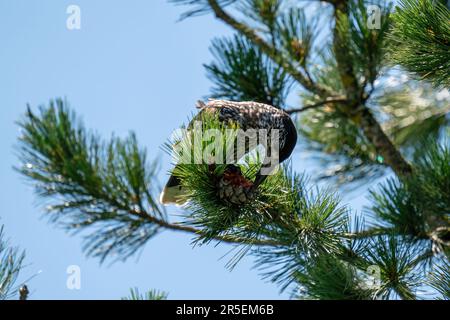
(160, 100, 297, 205)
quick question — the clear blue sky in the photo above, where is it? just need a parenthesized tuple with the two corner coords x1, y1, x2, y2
(0, 0, 373, 299)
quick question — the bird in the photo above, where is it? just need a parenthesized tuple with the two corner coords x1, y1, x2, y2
(160, 99, 298, 205)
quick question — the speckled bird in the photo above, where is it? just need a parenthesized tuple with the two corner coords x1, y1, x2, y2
(160, 99, 298, 205)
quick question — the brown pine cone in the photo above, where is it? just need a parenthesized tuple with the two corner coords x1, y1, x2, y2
(217, 165, 254, 205)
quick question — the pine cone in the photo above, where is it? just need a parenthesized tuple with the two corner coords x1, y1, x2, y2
(217, 165, 254, 205)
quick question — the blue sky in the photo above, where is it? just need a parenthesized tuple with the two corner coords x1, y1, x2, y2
(0, 0, 372, 299)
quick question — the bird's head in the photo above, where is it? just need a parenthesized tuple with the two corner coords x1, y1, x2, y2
(253, 114, 297, 188)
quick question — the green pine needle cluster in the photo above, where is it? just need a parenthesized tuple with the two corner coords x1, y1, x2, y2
(0, 225, 25, 300)
(335, 0, 393, 89)
(369, 141, 450, 250)
(428, 261, 450, 299)
(240, 0, 281, 32)
(17, 99, 165, 263)
(295, 255, 377, 300)
(122, 288, 168, 300)
(389, 0, 450, 87)
(205, 35, 292, 107)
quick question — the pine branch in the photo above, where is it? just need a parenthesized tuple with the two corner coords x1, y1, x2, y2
(332, 1, 363, 105)
(275, 5, 318, 71)
(299, 100, 386, 185)
(368, 140, 450, 249)
(205, 0, 331, 96)
(205, 35, 293, 107)
(18, 100, 297, 259)
(0, 225, 25, 300)
(295, 255, 378, 300)
(428, 261, 450, 299)
(362, 235, 422, 300)
(331, 0, 413, 177)
(238, 0, 281, 34)
(293, 49, 386, 184)
(297, 73, 449, 185)
(17, 100, 168, 262)
(389, 0, 450, 88)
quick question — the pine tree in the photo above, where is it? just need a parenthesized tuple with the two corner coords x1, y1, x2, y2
(15, 0, 449, 299)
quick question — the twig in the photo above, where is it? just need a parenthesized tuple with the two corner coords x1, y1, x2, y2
(286, 98, 347, 114)
(135, 208, 383, 247)
(133, 208, 284, 247)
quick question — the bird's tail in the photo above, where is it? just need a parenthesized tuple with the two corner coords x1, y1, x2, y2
(160, 166, 188, 205)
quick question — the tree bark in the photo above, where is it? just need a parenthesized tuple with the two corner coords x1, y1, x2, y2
(359, 107, 413, 176)
(332, 1, 413, 177)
